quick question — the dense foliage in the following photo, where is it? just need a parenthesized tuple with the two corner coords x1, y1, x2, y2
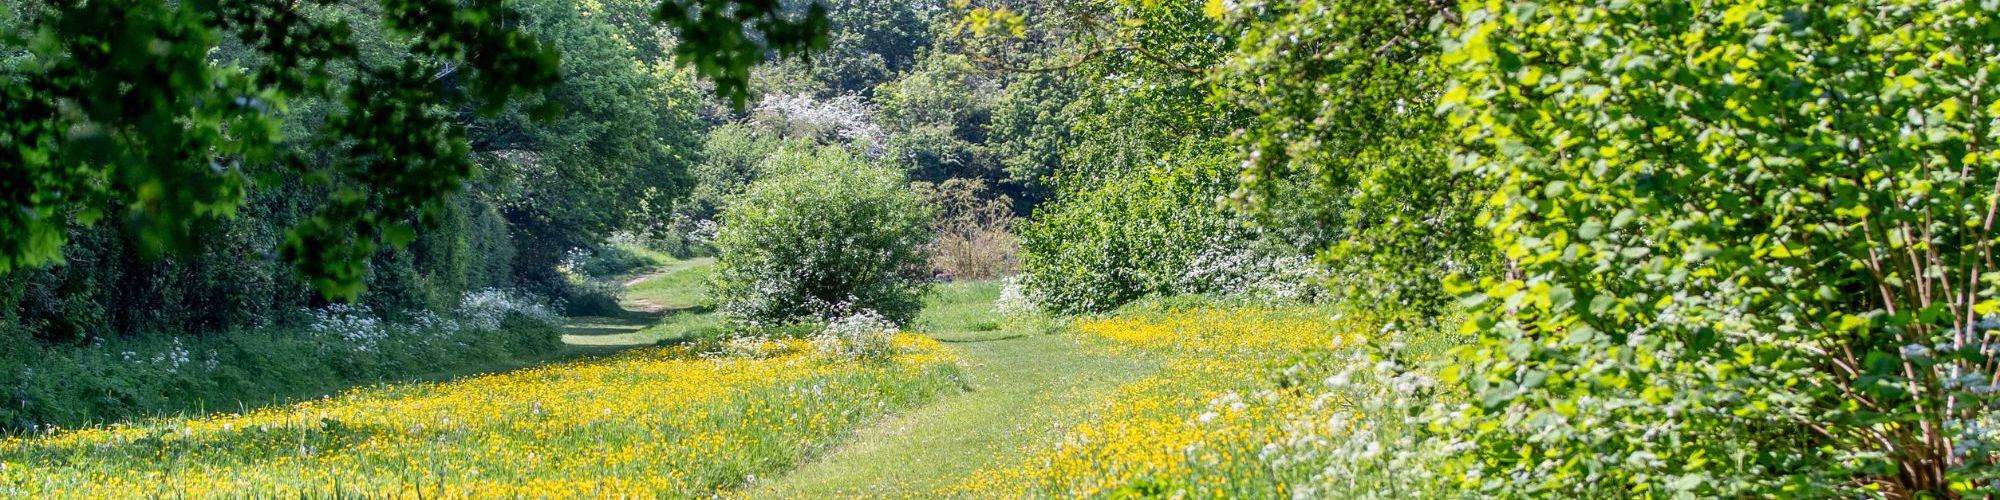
(1439, 1, 2000, 495)
(710, 147, 934, 326)
(979, 0, 2000, 496)
(1214, 0, 1492, 315)
(0, 0, 852, 429)
(17, 0, 2000, 496)
(1, 0, 560, 299)
(1016, 152, 1249, 314)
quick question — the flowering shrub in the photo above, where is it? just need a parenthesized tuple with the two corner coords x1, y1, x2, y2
(308, 302, 394, 354)
(749, 93, 885, 153)
(459, 289, 561, 332)
(993, 277, 1040, 320)
(710, 146, 933, 326)
(810, 309, 900, 361)
(1177, 244, 1328, 304)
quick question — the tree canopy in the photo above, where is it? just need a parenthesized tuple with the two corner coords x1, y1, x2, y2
(1, 0, 828, 299)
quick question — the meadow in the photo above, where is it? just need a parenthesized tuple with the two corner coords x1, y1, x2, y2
(0, 266, 1410, 498)
(0, 331, 962, 497)
(8, 0, 1992, 496)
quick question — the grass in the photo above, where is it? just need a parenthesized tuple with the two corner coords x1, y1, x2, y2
(560, 257, 719, 348)
(0, 338, 963, 497)
(741, 281, 1156, 497)
(0, 256, 1413, 497)
(622, 257, 714, 311)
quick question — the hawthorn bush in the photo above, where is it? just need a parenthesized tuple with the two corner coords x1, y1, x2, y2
(710, 147, 933, 326)
(1440, 0, 2000, 496)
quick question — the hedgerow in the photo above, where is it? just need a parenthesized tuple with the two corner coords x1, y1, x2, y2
(1439, 1, 2000, 496)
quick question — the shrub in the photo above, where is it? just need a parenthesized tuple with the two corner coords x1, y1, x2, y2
(993, 277, 1040, 321)
(459, 288, 562, 331)
(1440, 1, 2000, 496)
(710, 147, 934, 326)
(558, 280, 625, 317)
(810, 309, 900, 360)
(1017, 152, 1241, 314)
(562, 242, 667, 279)
(1017, 147, 1321, 313)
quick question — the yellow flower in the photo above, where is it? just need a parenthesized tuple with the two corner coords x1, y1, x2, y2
(0, 336, 962, 498)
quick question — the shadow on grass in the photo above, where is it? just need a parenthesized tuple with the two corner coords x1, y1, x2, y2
(933, 333, 1030, 344)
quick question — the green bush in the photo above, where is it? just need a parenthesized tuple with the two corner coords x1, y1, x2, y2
(710, 147, 934, 326)
(1439, 1, 2000, 496)
(1017, 145, 1303, 314)
(1213, 0, 1491, 316)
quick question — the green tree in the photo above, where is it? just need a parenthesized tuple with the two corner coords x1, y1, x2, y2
(1211, 0, 1490, 315)
(877, 53, 1003, 185)
(475, 0, 706, 293)
(710, 147, 933, 326)
(2, 0, 828, 299)
(812, 0, 940, 93)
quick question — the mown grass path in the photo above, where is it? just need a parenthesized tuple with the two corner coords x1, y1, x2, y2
(561, 257, 716, 349)
(743, 284, 1157, 497)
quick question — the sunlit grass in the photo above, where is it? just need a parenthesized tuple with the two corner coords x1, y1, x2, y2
(743, 280, 1154, 497)
(948, 307, 1394, 497)
(0, 336, 963, 497)
(624, 257, 714, 312)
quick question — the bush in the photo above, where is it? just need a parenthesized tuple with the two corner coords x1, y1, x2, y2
(809, 309, 900, 360)
(1017, 152, 1242, 314)
(1017, 146, 1322, 314)
(562, 242, 667, 279)
(710, 147, 934, 326)
(1439, 1, 2000, 496)
(558, 280, 625, 317)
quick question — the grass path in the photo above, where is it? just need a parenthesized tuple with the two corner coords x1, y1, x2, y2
(563, 265, 1161, 496)
(742, 284, 1156, 497)
(561, 257, 716, 348)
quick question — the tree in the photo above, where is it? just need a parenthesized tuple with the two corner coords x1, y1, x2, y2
(1, 0, 829, 299)
(475, 0, 707, 293)
(1211, 0, 1488, 315)
(877, 53, 1003, 185)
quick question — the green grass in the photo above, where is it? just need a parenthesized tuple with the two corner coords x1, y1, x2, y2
(742, 281, 1158, 497)
(623, 257, 714, 311)
(561, 257, 718, 348)
(0, 329, 966, 498)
